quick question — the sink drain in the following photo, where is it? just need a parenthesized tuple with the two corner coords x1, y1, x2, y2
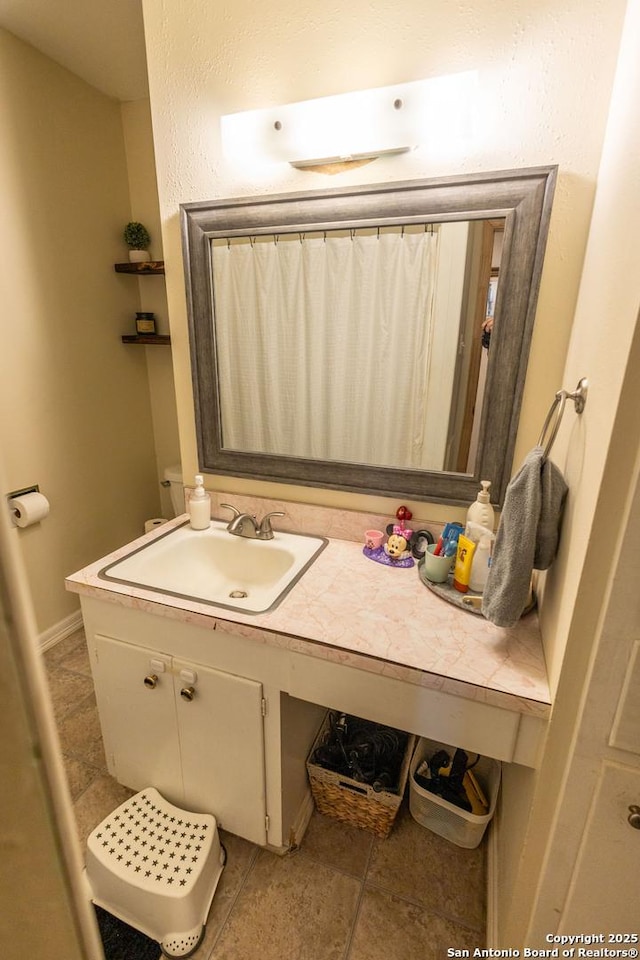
(229, 589, 248, 599)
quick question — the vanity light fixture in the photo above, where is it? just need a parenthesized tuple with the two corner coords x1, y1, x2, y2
(221, 72, 477, 169)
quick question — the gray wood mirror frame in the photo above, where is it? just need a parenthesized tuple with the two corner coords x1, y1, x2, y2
(180, 165, 557, 507)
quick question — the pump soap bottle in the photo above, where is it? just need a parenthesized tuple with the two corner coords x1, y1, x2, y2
(189, 475, 211, 530)
(465, 480, 495, 534)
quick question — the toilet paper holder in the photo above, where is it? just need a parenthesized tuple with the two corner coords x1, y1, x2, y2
(7, 484, 50, 528)
(7, 483, 40, 500)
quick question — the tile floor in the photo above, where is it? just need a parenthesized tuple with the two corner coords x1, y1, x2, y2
(44, 629, 487, 960)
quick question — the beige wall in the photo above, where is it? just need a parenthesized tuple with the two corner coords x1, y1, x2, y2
(120, 100, 181, 519)
(140, 0, 636, 940)
(499, 0, 640, 939)
(141, 0, 626, 524)
(0, 454, 102, 959)
(538, 0, 640, 690)
(1, 542, 88, 960)
(0, 29, 161, 634)
(0, 0, 636, 944)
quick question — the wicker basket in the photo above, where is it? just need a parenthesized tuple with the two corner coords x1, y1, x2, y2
(306, 712, 416, 839)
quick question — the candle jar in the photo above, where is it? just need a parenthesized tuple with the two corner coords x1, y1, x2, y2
(135, 311, 156, 335)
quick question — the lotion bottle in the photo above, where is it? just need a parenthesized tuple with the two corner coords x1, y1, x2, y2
(469, 534, 492, 593)
(465, 480, 495, 534)
(189, 475, 211, 530)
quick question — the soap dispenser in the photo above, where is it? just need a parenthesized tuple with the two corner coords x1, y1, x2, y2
(465, 480, 494, 534)
(189, 475, 211, 530)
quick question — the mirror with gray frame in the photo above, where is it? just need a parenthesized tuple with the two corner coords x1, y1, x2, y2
(181, 166, 557, 507)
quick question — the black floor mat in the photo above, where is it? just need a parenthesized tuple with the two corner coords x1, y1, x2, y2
(94, 905, 161, 960)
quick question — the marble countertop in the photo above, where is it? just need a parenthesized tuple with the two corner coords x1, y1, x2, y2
(66, 514, 551, 720)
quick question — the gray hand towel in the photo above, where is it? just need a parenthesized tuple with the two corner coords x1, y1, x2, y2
(481, 446, 567, 627)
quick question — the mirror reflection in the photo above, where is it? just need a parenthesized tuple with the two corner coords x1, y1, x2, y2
(212, 219, 503, 475)
(181, 167, 557, 506)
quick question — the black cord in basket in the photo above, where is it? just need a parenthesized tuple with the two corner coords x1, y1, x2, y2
(312, 713, 407, 789)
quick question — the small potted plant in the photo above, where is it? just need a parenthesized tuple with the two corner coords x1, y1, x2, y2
(123, 221, 151, 262)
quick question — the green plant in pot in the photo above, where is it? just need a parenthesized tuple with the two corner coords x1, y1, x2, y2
(123, 221, 151, 262)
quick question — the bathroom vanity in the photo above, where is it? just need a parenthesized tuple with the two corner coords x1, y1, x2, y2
(66, 511, 550, 852)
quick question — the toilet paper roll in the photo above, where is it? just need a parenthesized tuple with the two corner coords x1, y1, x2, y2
(145, 518, 168, 534)
(10, 491, 50, 528)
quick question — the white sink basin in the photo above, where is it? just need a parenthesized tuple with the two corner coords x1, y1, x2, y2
(99, 520, 328, 614)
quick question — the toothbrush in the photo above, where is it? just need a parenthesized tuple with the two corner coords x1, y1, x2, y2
(434, 522, 452, 556)
(443, 539, 458, 558)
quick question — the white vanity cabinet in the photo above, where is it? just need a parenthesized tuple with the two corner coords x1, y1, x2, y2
(89, 633, 268, 846)
(81, 596, 327, 851)
(77, 580, 548, 851)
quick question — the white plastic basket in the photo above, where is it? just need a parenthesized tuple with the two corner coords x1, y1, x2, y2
(409, 737, 501, 849)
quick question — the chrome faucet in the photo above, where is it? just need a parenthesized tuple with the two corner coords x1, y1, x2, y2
(220, 504, 285, 540)
(222, 507, 259, 539)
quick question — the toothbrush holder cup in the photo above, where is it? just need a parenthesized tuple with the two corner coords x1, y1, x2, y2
(364, 529, 385, 550)
(422, 544, 454, 583)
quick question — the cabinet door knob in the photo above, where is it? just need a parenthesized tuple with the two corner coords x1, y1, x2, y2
(144, 674, 158, 689)
(180, 685, 196, 702)
(628, 805, 640, 830)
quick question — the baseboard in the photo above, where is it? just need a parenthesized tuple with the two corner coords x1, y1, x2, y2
(39, 609, 84, 652)
(486, 812, 499, 946)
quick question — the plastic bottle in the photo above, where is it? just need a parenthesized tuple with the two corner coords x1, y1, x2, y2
(469, 534, 492, 593)
(453, 534, 476, 593)
(465, 480, 495, 534)
(188, 475, 211, 530)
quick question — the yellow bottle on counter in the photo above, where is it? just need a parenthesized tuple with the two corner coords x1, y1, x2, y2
(453, 534, 476, 593)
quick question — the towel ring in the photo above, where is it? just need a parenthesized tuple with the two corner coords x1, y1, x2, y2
(538, 377, 588, 460)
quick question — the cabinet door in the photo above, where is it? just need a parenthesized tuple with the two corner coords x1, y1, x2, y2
(93, 635, 183, 803)
(174, 659, 267, 846)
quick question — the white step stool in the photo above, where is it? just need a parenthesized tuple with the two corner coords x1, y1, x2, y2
(85, 788, 226, 958)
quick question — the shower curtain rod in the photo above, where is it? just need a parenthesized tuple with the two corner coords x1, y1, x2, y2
(222, 223, 437, 247)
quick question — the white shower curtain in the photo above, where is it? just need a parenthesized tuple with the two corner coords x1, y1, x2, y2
(212, 229, 441, 470)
